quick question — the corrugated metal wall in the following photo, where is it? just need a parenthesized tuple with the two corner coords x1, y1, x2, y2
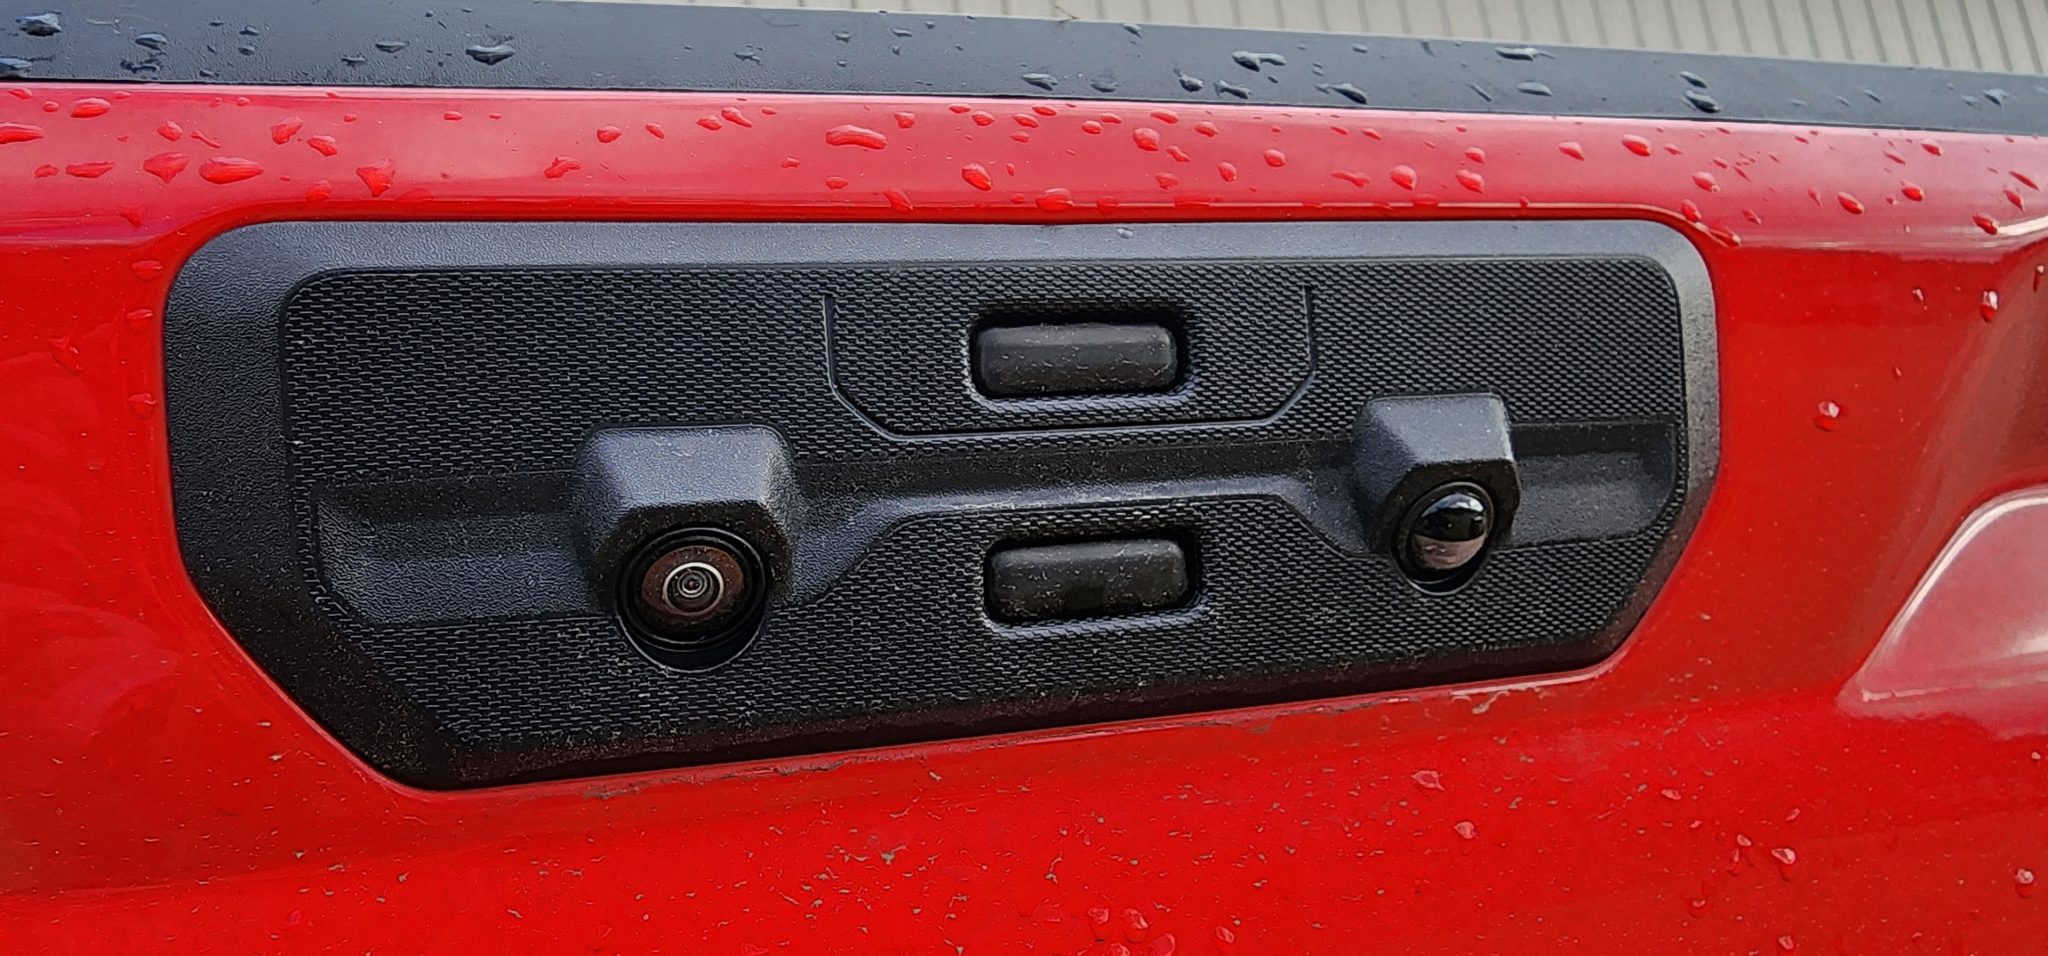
(599, 0, 2048, 73)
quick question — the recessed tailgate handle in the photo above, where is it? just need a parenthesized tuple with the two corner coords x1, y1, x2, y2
(986, 538, 1192, 622)
(973, 322, 1180, 397)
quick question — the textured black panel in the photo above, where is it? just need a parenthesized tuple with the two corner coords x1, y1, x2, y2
(167, 220, 1716, 787)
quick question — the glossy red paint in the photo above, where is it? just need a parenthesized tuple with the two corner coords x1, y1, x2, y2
(2, 84, 2047, 952)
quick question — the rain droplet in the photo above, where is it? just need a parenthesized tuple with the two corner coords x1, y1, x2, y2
(1081, 120, 1103, 134)
(356, 159, 395, 196)
(1453, 821, 1477, 840)
(131, 259, 164, 279)
(1154, 172, 1179, 189)
(1900, 182, 1924, 201)
(1922, 141, 1943, 156)
(1693, 171, 1719, 191)
(1333, 170, 1368, 187)
(2005, 186, 2025, 210)
(16, 13, 60, 36)
(1494, 45, 1547, 61)
(1014, 112, 1040, 129)
(270, 118, 302, 144)
(1974, 214, 1999, 234)
(1020, 72, 1058, 91)
(1132, 128, 1161, 151)
(0, 121, 43, 145)
(1981, 290, 2001, 321)
(0, 57, 31, 80)
(1322, 82, 1367, 104)
(1837, 192, 1865, 214)
(1263, 149, 1286, 167)
(65, 161, 115, 178)
(969, 110, 995, 127)
(2013, 171, 2039, 190)
(824, 124, 887, 149)
(884, 188, 914, 212)
(823, 176, 848, 189)
(721, 106, 753, 128)
(1559, 141, 1585, 160)
(1455, 169, 1484, 192)
(960, 163, 993, 191)
(1623, 135, 1653, 156)
(141, 152, 189, 182)
(199, 157, 263, 184)
(464, 43, 515, 65)
(697, 117, 722, 131)
(1680, 200, 1702, 222)
(645, 123, 665, 139)
(733, 47, 761, 63)
(1777, 936, 1797, 952)
(1165, 145, 1190, 162)
(543, 157, 580, 179)
(596, 125, 622, 143)
(1035, 187, 1073, 211)
(1217, 162, 1238, 182)
(1216, 81, 1250, 99)
(1412, 769, 1443, 790)
(894, 111, 916, 129)
(1230, 51, 1287, 71)
(1194, 121, 1218, 137)
(2018, 868, 2037, 899)
(374, 39, 408, 53)
(1516, 81, 1552, 97)
(1813, 402, 1841, 431)
(1009, 130, 1030, 143)
(32, 163, 55, 178)
(71, 97, 112, 119)
(1176, 72, 1205, 93)
(1464, 147, 1486, 164)
(1391, 165, 1417, 189)
(304, 180, 332, 201)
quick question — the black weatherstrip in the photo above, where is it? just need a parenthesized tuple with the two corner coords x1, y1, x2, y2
(6, 0, 2045, 136)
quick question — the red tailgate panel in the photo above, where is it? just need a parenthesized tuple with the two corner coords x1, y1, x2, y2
(2, 83, 2046, 952)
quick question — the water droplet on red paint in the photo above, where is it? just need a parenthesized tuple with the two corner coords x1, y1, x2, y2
(970, 111, 995, 127)
(1005, 163, 1016, 176)
(1975, 214, 1999, 235)
(699, 117, 725, 131)
(0, 121, 44, 145)
(644, 123, 666, 139)
(270, 117, 302, 144)
(1900, 182, 1924, 201)
(2018, 868, 2037, 898)
(191, 129, 222, 148)
(1011, 112, 1041, 129)
(947, 103, 971, 114)
(33, 164, 56, 178)
(885, 188, 915, 212)
(1263, 149, 1287, 167)
(1743, 209, 1762, 224)
(1663, 144, 1682, 156)
(1982, 290, 2001, 321)
(1911, 287, 1926, 303)
(1087, 907, 1114, 942)
(1036, 187, 1073, 211)
(1922, 141, 1942, 156)
(542, 156, 580, 179)
(1693, 171, 1718, 191)
(2035, 266, 2045, 292)
(1558, 141, 1585, 160)
(65, 161, 115, 178)
(198, 156, 262, 184)
(125, 308, 155, 328)
(305, 180, 332, 201)
(47, 336, 84, 372)
(1412, 769, 1442, 790)
(40, 101, 56, 113)
(1453, 821, 1477, 840)
(2005, 186, 2025, 210)
(1121, 908, 1151, 943)
(825, 124, 886, 149)
(1218, 162, 1238, 182)
(1837, 192, 1864, 214)
(1391, 165, 1417, 189)
(1771, 846, 1798, 868)
(2014, 171, 2039, 190)
(1154, 172, 1179, 189)
(1464, 147, 1486, 164)
(438, 111, 460, 122)
(719, 107, 752, 129)
(596, 126, 622, 143)
(1814, 402, 1841, 431)
(1333, 170, 1368, 187)
(127, 392, 159, 417)
(70, 97, 111, 118)
(131, 259, 163, 279)
(119, 205, 144, 227)
(1010, 131, 1031, 143)
(5, 88, 27, 100)
(1133, 128, 1161, 151)
(1080, 119, 1103, 134)
(356, 160, 394, 196)
(893, 111, 916, 130)
(1680, 200, 1702, 223)
(233, 97, 250, 108)
(1777, 936, 1797, 952)
(1155, 146, 1184, 164)
(1623, 135, 1653, 156)
(156, 121, 182, 141)
(1455, 169, 1483, 192)
(1099, 113, 1124, 125)
(961, 163, 993, 190)
(1191, 122, 1218, 139)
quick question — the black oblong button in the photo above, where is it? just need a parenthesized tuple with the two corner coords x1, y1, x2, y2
(973, 322, 1180, 397)
(986, 538, 1191, 622)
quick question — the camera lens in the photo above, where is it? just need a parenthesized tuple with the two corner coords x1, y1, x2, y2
(1398, 482, 1494, 592)
(624, 531, 763, 653)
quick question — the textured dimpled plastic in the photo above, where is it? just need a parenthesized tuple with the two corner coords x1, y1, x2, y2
(238, 243, 1694, 785)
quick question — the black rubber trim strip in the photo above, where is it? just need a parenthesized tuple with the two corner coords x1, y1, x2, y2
(10, 0, 2046, 136)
